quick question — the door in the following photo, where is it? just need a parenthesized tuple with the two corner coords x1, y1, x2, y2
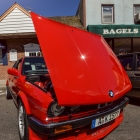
(9, 59, 22, 103)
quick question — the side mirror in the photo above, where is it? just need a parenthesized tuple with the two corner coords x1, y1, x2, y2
(7, 68, 19, 77)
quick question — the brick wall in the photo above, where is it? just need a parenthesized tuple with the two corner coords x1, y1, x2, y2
(0, 38, 38, 80)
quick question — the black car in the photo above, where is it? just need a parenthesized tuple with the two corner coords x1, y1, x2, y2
(117, 52, 140, 98)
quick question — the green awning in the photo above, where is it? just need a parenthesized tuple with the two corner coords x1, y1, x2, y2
(87, 25, 140, 38)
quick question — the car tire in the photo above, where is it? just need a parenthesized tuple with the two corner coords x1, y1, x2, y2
(6, 86, 12, 99)
(18, 101, 29, 140)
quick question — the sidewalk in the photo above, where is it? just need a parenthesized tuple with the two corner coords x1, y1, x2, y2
(0, 80, 6, 89)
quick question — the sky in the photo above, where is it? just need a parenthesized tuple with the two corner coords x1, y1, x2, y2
(0, 0, 80, 17)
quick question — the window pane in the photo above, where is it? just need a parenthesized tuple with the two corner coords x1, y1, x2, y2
(118, 55, 133, 71)
(137, 55, 140, 70)
(103, 6, 112, 14)
(135, 6, 140, 14)
(133, 38, 140, 52)
(0, 49, 2, 63)
(103, 15, 112, 22)
(29, 52, 37, 56)
(113, 38, 131, 55)
(102, 6, 113, 23)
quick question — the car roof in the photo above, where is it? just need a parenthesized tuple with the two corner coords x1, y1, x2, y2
(117, 52, 140, 57)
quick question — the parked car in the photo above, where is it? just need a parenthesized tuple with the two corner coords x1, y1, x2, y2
(6, 12, 131, 140)
(117, 52, 140, 98)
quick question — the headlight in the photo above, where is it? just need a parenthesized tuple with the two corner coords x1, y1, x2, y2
(48, 102, 65, 117)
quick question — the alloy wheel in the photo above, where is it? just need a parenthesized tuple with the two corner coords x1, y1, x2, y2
(18, 104, 25, 139)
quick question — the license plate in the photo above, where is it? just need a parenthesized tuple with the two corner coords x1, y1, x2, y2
(91, 109, 120, 129)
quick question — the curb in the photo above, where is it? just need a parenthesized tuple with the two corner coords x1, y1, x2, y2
(0, 88, 6, 96)
(0, 87, 6, 90)
(0, 93, 5, 96)
(0, 80, 6, 90)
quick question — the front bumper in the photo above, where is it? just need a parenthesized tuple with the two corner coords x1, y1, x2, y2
(27, 97, 129, 135)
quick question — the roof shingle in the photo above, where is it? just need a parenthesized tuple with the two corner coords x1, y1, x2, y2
(49, 16, 85, 30)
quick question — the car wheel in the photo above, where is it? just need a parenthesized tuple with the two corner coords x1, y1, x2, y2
(6, 86, 12, 99)
(18, 101, 29, 140)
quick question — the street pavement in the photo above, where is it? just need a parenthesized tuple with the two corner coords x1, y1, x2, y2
(0, 80, 6, 90)
(104, 101, 140, 140)
(0, 90, 19, 140)
(0, 89, 140, 140)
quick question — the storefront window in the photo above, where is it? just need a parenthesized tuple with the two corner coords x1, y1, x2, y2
(0, 49, 2, 64)
(24, 43, 40, 57)
(133, 38, 140, 52)
(29, 52, 37, 56)
(25, 51, 41, 57)
(114, 38, 131, 55)
(102, 5, 114, 23)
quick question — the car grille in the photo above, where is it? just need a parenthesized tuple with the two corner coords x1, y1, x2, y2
(47, 96, 125, 118)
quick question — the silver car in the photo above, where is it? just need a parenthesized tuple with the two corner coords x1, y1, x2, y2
(118, 52, 140, 98)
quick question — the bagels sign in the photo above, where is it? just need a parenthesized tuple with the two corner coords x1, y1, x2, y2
(103, 28, 139, 34)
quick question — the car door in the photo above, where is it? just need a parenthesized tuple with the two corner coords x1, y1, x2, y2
(117, 54, 135, 96)
(9, 59, 22, 102)
(8, 60, 19, 96)
(131, 53, 140, 98)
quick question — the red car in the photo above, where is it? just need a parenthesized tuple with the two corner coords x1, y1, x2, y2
(6, 12, 131, 140)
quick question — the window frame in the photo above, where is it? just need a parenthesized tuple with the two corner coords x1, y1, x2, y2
(9, 49, 17, 62)
(134, 5, 140, 15)
(29, 52, 37, 57)
(135, 54, 140, 71)
(25, 51, 40, 57)
(134, 4, 140, 23)
(101, 4, 114, 24)
(12, 58, 22, 70)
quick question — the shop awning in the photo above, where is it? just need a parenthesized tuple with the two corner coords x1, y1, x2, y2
(87, 24, 140, 38)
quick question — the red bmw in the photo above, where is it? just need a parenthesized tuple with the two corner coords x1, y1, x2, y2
(6, 12, 131, 140)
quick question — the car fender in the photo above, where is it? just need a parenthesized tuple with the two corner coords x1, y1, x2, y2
(18, 91, 31, 115)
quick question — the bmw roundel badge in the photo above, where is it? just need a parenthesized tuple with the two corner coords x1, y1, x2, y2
(109, 90, 114, 97)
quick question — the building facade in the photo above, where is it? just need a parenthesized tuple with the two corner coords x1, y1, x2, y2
(0, 3, 40, 80)
(0, 3, 84, 80)
(77, 0, 140, 54)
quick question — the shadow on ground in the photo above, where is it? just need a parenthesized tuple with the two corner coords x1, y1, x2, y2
(127, 96, 140, 106)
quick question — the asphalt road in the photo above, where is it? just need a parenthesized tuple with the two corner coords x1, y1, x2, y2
(104, 98, 140, 140)
(0, 89, 140, 140)
(0, 89, 19, 140)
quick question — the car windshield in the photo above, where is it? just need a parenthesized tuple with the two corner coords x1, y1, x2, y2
(22, 57, 48, 75)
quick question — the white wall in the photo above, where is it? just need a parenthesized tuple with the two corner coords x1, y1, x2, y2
(0, 8, 35, 34)
(86, 0, 140, 26)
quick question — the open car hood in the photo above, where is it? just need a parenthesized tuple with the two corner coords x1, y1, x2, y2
(31, 12, 132, 106)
